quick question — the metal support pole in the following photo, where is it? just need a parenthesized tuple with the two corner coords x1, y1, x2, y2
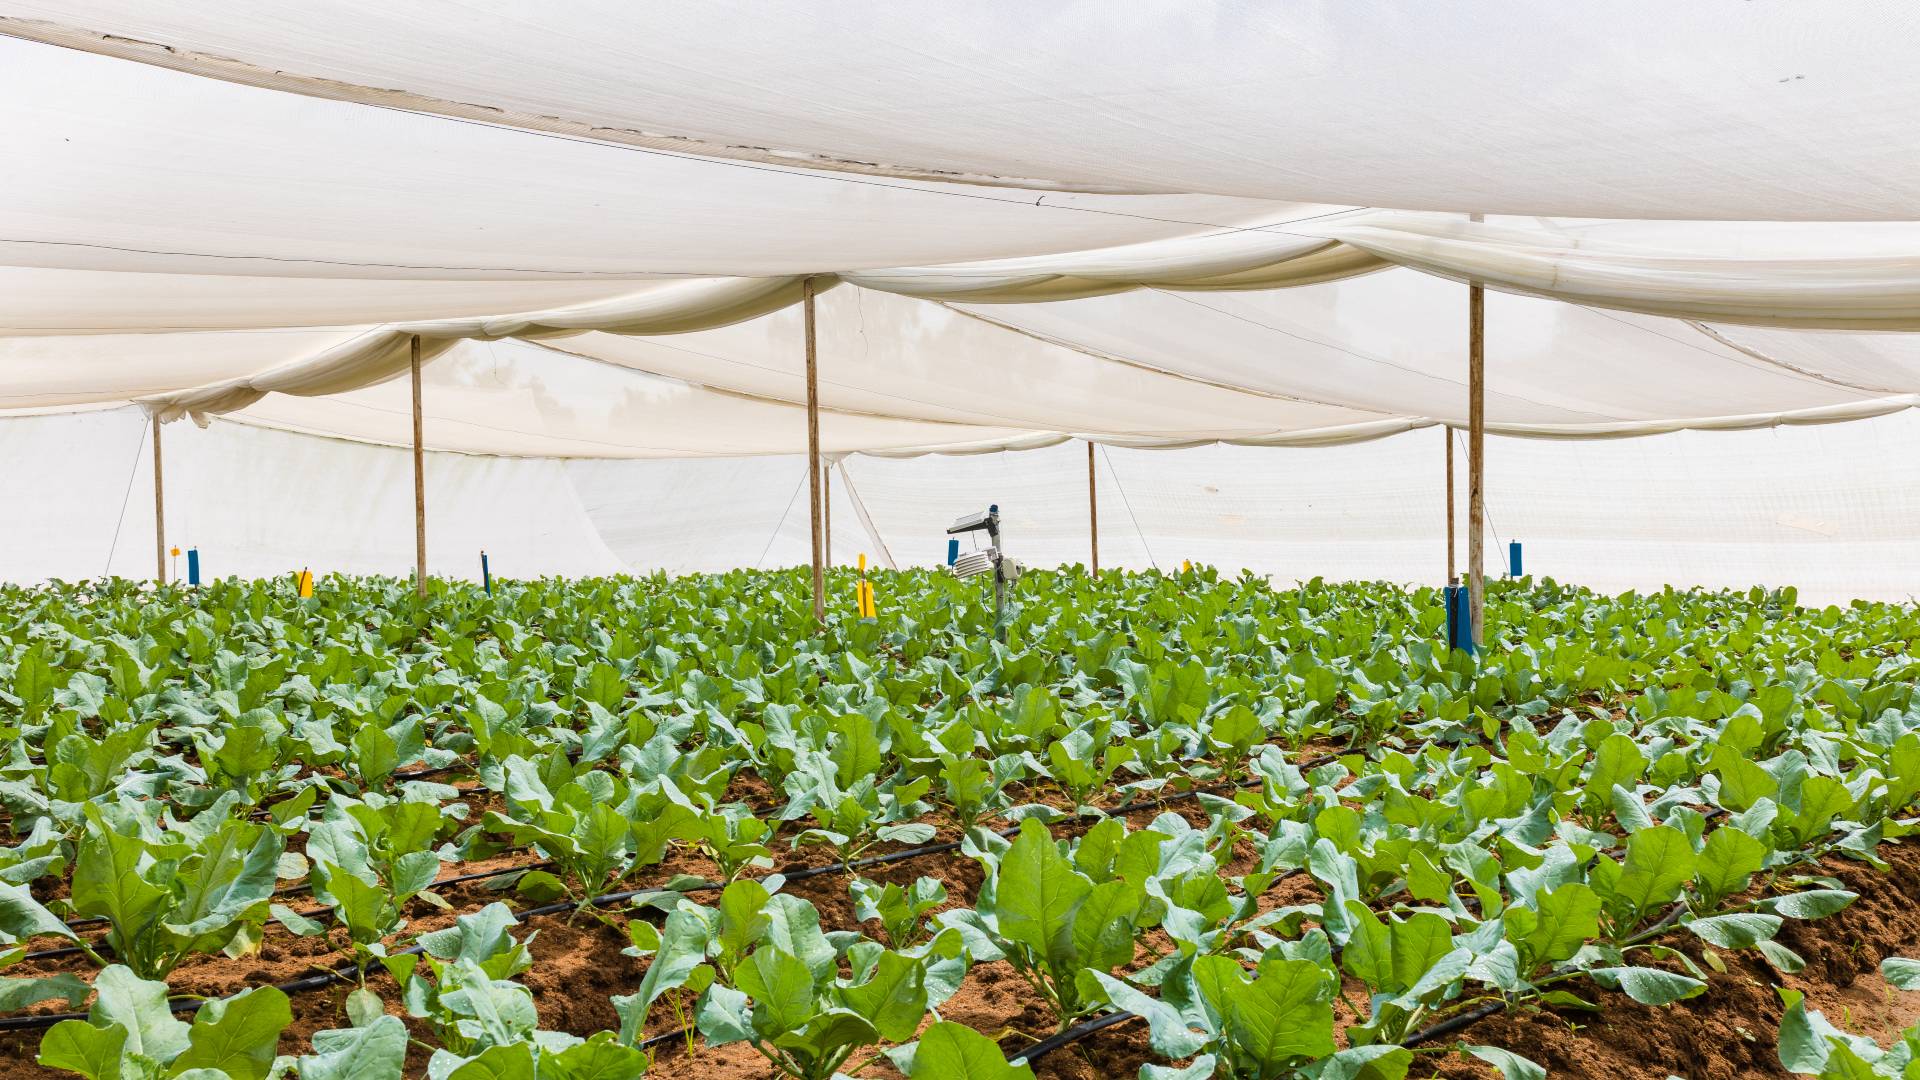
(152, 419, 166, 584)
(1467, 221, 1486, 646)
(803, 280, 825, 625)
(1088, 440, 1100, 576)
(822, 458, 832, 569)
(1445, 426, 1455, 582)
(411, 334, 427, 601)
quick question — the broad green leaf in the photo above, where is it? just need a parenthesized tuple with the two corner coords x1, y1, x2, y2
(1590, 966, 1706, 1006)
(735, 947, 817, 1037)
(1694, 827, 1767, 907)
(1881, 957, 1920, 990)
(1192, 954, 1335, 1071)
(901, 1021, 1034, 1080)
(0, 973, 89, 1013)
(173, 985, 292, 1080)
(0, 882, 78, 943)
(295, 1016, 409, 1080)
(839, 950, 930, 1043)
(1685, 913, 1783, 950)
(995, 819, 1091, 961)
(1463, 1045, 1547, 1080)
(1762, 890, 1858, 920)
(1610, 826, 1696, 920)
(90, 964, 191, 1064)
(36, 1020, 128, 1080)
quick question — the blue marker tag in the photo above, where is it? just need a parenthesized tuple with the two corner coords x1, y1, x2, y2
(1445, 584, 1476, 655)
(1508, 541, 1523, 578)
(187, 548, 200, 586)
(946, 538, 959, 566)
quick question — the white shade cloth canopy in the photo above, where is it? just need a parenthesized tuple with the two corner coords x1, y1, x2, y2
(6, 0, 1919, 219)
(1, 10, 1919, 460)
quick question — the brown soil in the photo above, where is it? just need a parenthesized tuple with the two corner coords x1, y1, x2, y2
(1425, 840, 1920, 1080)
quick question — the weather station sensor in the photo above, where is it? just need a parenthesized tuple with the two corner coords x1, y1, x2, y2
(946, 504, 1021, 642)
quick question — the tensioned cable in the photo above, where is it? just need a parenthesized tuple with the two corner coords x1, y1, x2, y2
(101, 414, 150, 578)
(835, 459, 897, 570)
(1099, 444, 1158, 570)
(1452, 427, 1508, 561)
(755, 465, 808, 570)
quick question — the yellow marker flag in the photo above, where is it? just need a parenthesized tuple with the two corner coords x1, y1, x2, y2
(296, 568, 314, 598)
(862, 580, 876, 618)
(1182, 559, 1192, 574)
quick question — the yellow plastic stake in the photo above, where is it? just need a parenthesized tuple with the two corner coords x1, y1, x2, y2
(296, 568, 314, 598)
(855, 553, 876, 618)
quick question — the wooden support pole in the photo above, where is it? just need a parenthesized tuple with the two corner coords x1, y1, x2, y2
(804, 280, 825, 625)
(1444, 426, 1455, 582)
(411, 334, 427, 601)
(1087, 440, 1100, 576)
(152, 418, 166, 584)
(1467, 233, 1486, 646)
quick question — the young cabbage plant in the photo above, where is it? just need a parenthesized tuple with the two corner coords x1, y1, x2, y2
(612, 879, 966, 1080)
(306, 794, 449, 910)
(481, 755, 702, 901)
(940, 818, 1152, 1032)
(850, 875, 947, 949)
(788, 761, 936, 869)
(688, 803, 775, 882)
(1092, 951, 1353, 1080)
(938, 753, 1011, 833)
(68, 803, 283, 980)
(37, 966, 291, 1080)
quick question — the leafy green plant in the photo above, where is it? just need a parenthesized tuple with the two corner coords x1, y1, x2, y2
(38, 966, 290, 1080)
(68, 803, 282, 980)
(617, 879, 965, 1080)
(942, 818, 1151, 1032)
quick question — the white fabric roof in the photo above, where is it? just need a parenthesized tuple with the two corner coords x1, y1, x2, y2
(1, 15, 1919, 459)
(6, 1, 1918, 219)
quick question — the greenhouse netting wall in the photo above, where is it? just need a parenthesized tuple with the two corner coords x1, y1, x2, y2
(6, 405, 1915, 606)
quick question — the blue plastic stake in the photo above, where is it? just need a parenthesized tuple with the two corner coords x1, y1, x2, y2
(186, 548, 200, 586)
(1509, 540, 1523, 578)
(1445, 583, 1477, 655)
(481, 551, 492, 595)
(946, 538, 959, 566)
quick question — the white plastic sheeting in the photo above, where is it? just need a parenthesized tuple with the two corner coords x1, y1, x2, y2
(6, 1, 1918, 219)
(5, 30, 1920, 458)
(5, 406, 1916, 606)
